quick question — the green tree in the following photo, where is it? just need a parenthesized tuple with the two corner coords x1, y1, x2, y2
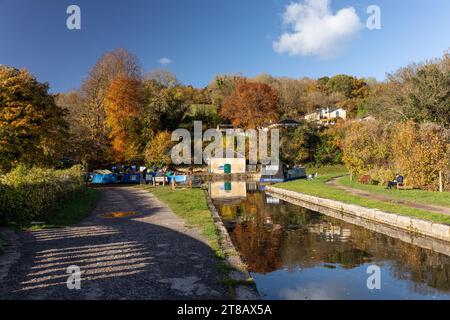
(143, 80, 195, 132)
(405, 63, 450, 128)
(281, 124, 320, 165)
(326, 75, 368, 115)
(367, 51, 450, 128)
(314, 132, 342, 166)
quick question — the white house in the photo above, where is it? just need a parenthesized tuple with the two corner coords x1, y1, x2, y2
(305, 107, 347, 124)
(207, 149, 246, 174)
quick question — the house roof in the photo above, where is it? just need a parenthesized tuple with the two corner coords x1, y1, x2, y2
(262, 119, 301, 128)
(278, 119, 300, 125)
(328, 107, 346, 113)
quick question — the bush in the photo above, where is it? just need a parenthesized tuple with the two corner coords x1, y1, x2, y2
(0, 165, 85, 227)
(342, 120, 450, 191)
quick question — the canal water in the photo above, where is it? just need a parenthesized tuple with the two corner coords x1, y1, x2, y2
(209, 181, 450, 300)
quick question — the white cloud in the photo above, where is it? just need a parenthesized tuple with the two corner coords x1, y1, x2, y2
(158, 57, 172, 65)
(273, 0, 362, 58)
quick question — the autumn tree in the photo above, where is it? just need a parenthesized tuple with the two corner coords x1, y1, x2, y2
(78, 48, 142, 165)
(252, 75, 312, 119)
(144, 131, 174, 167)
(220, 79, 280, 129)
(0, 66, 67, 173)
(342, 119, 449, 190)
(146, 69, 180, 88)
(104, 76, 145, 163)
(56, 91, 91, 163)
(391, 121, 449, 190)
(207, 74, 242, 108)
(342, 121, 392, 182)
(143, 79, 195, 132)
(325, 75, 368, 115)
(366, 51, 450, 128)
(405, 63, 450, 128)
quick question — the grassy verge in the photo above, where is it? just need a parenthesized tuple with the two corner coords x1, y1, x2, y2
(139, 185, 255, 298)
(337, 176, 450, 208)
(140, 186, 223, 257)
(276, 167, 450, 225)
(306, 164, 348, 176)
(29, 188, 101, 230)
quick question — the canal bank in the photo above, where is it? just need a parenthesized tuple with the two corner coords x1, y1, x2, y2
(266, 186, 450, 243)
(204, 191, 260, 300)
(209, 181, 450, 300)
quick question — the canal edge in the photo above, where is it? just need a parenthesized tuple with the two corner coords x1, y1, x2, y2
(266, 186, 450, 243)
(203, 190, 261, 300)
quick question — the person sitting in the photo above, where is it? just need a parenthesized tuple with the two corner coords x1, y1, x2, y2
(386, 174, 404, 189)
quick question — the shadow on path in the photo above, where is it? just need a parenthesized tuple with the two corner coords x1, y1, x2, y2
(0, 187, 228, 300)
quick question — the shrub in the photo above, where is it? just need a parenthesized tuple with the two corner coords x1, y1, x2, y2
(0, 165, 85, 227)
(391, 122, 449, 190)
(342, 120, 450, 191)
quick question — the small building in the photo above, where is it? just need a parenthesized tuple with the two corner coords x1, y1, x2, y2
(359, 115, 376, 122)
(263, 119, 301, 130)
(207, 149, 246, 174)
(305, 107, 347, 124)
(208, 181, 247, 201)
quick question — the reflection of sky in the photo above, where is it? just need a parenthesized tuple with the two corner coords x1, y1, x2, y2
(253, 263, 450, 300)
(215, 187, 450, 300)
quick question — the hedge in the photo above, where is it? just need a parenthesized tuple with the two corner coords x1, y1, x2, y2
(0, 165, 85, 227)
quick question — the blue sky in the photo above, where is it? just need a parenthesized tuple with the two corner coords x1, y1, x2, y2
(0, 0, 449, 92)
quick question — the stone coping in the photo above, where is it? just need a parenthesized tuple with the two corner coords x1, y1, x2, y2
(266, 186, 450, 243)
(204, 190, 260, 300)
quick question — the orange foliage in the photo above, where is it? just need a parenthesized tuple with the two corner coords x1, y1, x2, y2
(104, 76, 144, 163)
(220, 79, 280, 129)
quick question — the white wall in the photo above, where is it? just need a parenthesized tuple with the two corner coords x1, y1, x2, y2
(209, 158, 246, 174)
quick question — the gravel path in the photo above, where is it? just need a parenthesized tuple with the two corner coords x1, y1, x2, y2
(326, 178, 450, 216)
(0, 187, 228, 300)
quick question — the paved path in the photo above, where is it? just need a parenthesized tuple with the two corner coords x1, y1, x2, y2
(327, 178, 450, 216)
(0, 187, 228, 300)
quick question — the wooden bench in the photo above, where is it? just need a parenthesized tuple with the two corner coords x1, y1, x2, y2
(153, 176, 167, 186)
(396, 182, 413, 190)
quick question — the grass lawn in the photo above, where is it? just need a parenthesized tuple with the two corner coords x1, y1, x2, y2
(276, 167, 450, 225)
(305, 164, 348, 176)
(337, 176, 450, 208)
(29, 188, 101, 230)
(139, 185, 254, 298)
(139, 186, 223, 258)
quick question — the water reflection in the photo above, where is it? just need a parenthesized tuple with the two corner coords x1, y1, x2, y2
(209, 182, 450, 300)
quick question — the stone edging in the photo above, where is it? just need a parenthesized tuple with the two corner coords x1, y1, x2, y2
(204, 190, 260, 300)
(266, 186, 450, 243)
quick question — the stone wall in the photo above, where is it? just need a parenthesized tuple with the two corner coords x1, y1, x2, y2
(266, 186, 450, 243)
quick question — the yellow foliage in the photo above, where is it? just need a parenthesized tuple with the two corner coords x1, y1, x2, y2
(144, 131, 174, 167)
(343, 120, 449, 190)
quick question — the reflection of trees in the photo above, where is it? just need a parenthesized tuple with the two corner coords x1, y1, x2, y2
(232, 222, 284, 273)
(214, 191, 450, 293)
